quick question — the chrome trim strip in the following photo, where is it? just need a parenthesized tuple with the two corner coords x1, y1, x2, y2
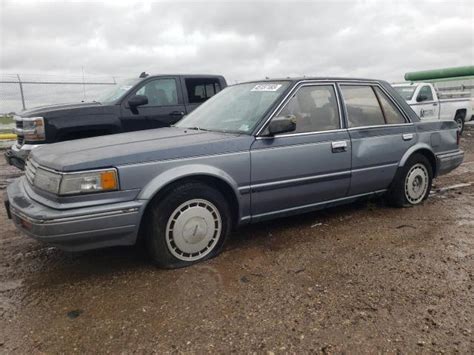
(436, 150, 464, 159)
(250, 170, 351, 193)
(252, 189, 388, 219)
(256, 128, 346, 140)
(351, 162, 398, 172)
(347, 123, 414, 131)
(10, 206, 139, 225)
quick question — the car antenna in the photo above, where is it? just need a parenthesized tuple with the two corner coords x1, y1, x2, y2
(139, 72, 149, 78)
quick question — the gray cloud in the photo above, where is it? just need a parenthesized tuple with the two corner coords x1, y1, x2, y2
(0, 0, 473, 112)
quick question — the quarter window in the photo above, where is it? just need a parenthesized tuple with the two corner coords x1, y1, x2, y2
(135, 79, 178, 106)
(278, 85, 340, 133)
(374, 87, 406, 124)
(341, 86, 385, 128)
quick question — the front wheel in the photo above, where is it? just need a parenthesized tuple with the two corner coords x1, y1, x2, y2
(145, 181, 232, 268)
(386, 154, 433, 208)
(455, 114, 464, 135)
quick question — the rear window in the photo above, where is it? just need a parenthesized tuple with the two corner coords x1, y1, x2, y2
(185, 78, 222, 104)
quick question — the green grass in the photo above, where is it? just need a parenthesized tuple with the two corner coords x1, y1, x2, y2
(0, 115, 14, 125)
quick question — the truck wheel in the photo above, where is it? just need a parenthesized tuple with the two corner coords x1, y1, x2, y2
(145, 181, 232, 268)
(386, 154, 433, 208)
(454, 114, 464, 135)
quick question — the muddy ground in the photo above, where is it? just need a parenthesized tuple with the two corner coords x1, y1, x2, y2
(0, 128, 473, 354)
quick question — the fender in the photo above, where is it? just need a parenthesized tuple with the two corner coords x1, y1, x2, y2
(137, 164, 248, 224)
(138, 163, 242, 201)
(398, 142, 436, 171)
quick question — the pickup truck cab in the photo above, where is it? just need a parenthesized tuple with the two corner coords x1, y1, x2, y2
(392, 82, 472, 134)
(5, 73, 227, 169)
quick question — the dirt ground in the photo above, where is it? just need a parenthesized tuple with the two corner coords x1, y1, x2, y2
(0, 127, 473, 354)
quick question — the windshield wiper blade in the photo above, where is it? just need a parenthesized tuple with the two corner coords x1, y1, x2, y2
(186, 126, 210, 132)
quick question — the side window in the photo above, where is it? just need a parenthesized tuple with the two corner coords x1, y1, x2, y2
(373, 87, 406, 124)
(278, 85, 340, 133)
(340, 85, 385, 128)
(417, 85, 433, 101)
(135, 79, 178, 106)
(185, 78, 222, 104)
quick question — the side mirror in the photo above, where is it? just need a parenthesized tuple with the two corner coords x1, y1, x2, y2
(128, 95, 148, 107)
(267, 115, 296, 136)
(417, 95, 428, 102)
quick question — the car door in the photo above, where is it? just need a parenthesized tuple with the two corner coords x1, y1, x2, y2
(250, 83, 351, 219)
(120, 77, 186, 132)
(415, 85, 439, 120)
(339, 83, 416, 196)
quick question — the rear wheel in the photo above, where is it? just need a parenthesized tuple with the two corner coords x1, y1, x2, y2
(386, 154, 433, 208)
(455, 113, 464, 135)
(145, 182, 232, 268)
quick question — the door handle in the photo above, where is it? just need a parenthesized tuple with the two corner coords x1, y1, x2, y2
(432, 103, 438, 106)
(402, 133, 414, 141)
(331, 141, 347, 153)
(170, 111, 185, 117)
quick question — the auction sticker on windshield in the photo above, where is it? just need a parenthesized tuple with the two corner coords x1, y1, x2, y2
(251, 84, 282, 92)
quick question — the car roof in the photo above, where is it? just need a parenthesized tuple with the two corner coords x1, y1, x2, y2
(240, 77, 384, 84)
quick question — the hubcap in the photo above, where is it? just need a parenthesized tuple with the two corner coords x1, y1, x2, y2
(166, 199, 222, 261)
(456, 118, 463, 132)
(405, 163, 429, 204)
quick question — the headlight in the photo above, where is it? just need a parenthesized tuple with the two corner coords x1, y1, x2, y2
(18, 117, 46, 141)
(59, 169, 119, 195)
(34, 168, 62, 194)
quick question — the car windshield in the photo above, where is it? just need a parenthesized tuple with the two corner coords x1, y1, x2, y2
(394, 86, 416, 101)
(98, 78, 141, 103)
(175, 81, 290, 134)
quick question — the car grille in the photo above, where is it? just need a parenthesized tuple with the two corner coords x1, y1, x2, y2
(25, 159, 39, 185)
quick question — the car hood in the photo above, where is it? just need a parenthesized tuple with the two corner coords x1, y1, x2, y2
(31, 127, 254, 171)
(19, 102, 113, 118)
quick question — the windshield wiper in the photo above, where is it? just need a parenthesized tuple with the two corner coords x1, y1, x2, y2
(185, 126, 210, 132)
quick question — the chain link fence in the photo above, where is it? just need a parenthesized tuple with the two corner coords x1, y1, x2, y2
(0, 73, 119, 115)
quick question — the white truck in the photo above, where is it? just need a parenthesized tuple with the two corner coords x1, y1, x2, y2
(392, 82, 472, 134)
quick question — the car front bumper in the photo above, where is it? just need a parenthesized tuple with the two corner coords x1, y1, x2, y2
(5, 177, 145, 251)
(436, 150, 464, 176)
(4, 143, 40, 170)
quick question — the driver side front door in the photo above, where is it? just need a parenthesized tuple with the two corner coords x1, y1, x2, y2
(250, 83, 351, 221)
(120, 77, 186, 132)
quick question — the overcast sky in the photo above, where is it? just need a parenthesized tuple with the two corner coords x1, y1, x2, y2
(1, 0, 473, 84)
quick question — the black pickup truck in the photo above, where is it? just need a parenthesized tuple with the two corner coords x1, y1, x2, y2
(5, 73, 227, 169)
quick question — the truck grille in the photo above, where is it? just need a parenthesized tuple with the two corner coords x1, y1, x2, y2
(25, 159, 39, 185)
(15, 117, 24, 145)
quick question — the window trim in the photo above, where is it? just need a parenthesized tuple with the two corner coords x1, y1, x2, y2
(337, 82, 411, 129)
(256, 82, 343, 138)
(131, 77, 181, 108)
(416, 85, 435, 103)
(373, 86, 407, 125)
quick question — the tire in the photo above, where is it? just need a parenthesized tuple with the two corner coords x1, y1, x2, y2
(145, 181, 232, 268)
(386, 154, 433, 208)
(454, 114, 464, 135)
